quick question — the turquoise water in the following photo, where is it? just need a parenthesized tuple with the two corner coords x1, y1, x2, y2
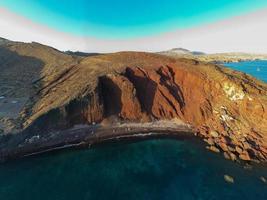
(224, 60, 267, 82)
(0, 139, 267, 200)
(0, 61, 266, 200)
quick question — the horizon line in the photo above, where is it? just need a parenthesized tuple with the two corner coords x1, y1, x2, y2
(1, 7, 267, 54)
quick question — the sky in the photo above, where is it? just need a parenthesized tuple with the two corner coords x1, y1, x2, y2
(0, 0, 267, 53)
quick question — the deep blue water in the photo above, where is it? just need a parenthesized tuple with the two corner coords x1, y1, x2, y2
(0, 139, 267, 200)
(224, 60, 267, 82)
(0, 61, 266, 200)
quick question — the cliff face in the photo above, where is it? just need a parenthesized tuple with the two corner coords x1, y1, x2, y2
(96, 65, 267, 162)
(100, 74, 142, 120)
(0, 40, 267, 162)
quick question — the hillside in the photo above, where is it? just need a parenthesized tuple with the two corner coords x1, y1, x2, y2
(159, 48, 267, 63)
(0, 39, 267, 162)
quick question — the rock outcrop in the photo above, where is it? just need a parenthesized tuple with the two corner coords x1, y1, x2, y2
(102, 64, 267, 162)
(0, 39, 267, 162)
(100, 74, 142, 120)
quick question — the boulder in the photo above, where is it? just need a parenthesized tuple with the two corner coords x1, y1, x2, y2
(209, 146, 220, 153)
(224, 175, 234, 183)
(239, 151, 251, 161)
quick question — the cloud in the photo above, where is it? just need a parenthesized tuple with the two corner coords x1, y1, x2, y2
(0, 7, 267, 53)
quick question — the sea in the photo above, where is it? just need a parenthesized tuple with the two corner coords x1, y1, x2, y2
(0, 61, 266, 200)
(224, 60, 267, 82)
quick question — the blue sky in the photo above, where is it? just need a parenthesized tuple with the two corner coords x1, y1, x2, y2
(1, 0, 267, 39)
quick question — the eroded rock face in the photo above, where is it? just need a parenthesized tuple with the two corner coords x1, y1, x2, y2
(125, 66, 185, 120)
(100, 74, 142, 120)
(25, 87, 104, 134)
(64, 87, 104, 125)
(123, 65, 218, 127)
(93, 64, 267, 162)
(1, 47, 266, 162)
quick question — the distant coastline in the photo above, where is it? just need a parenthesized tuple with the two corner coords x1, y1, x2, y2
(158, 48, 267, 63)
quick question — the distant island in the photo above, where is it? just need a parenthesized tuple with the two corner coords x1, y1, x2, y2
(0, 38, 267, 163)
(158, 48, 267, 63)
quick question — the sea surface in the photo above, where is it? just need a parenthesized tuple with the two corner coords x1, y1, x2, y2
(224, 60, 267, 82)
(0, 61, 266, 200)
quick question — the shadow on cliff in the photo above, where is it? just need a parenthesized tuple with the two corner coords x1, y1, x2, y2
(22, 75, 124, 135)
(125, 67, 157, 117)
(157, 66, 185, 110)
(0, 46, 45, 132)
(99, 76, 122, 118)
(0, 46, 45, 97)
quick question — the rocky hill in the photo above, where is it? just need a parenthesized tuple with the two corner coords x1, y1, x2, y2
(160, 48, 206, 56)
(0, 39, 267, 162)
(159, 48, 267, 63)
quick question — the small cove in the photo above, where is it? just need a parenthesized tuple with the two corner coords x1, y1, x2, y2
(0, 60, 266, 200)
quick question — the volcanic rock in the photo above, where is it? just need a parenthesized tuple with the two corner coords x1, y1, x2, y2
(208, 146, 220, 153)
(224, 175, 234, 183)
(260, 176, 267, 183)
(0, 39, 267, 162)
(239, 151, 251, 161)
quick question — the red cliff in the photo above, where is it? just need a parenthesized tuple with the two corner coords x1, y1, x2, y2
(0, 43, 266, 162)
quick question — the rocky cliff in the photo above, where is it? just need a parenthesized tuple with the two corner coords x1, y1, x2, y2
(0, 39, 267, 162)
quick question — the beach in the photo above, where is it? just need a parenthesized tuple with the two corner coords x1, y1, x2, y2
(0, 120, 193, 161)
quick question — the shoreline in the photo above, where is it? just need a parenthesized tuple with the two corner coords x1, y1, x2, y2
(1, 121, 267, 167)
(216, 59, 267, 64)
(23, 130, 196, 158)
(0, 121, 194, 162)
